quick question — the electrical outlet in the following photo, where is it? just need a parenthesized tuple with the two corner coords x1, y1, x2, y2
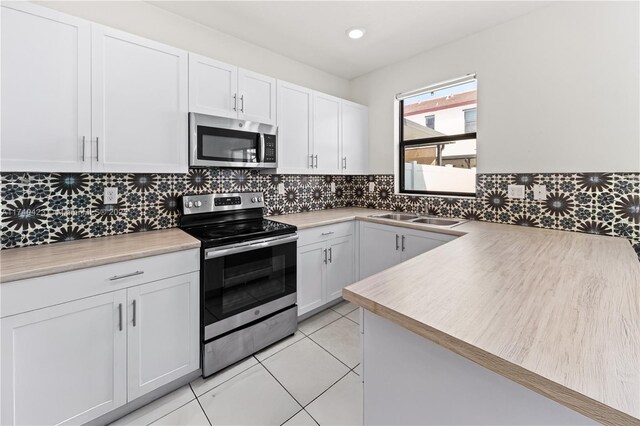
(330, 182, 336, 193)
(533, 184, 547, 200)
(277, 182, 285, 195)
(103, 187, 118, 204)
(507, 184, 525, 199)
(368, 182, 375, 192)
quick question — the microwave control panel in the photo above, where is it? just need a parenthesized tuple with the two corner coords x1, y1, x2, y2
(263, 134, 277, 163)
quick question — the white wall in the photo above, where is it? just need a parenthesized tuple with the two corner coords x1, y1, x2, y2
(350, 2, 640, 174)
(34, 1, 350, 99)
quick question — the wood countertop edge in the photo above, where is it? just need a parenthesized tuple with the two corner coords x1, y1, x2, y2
(342, 288, 640, 426)
(0, 241, 201, 283)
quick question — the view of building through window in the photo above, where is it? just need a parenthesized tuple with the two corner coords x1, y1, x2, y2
(400, 78, 477, 195)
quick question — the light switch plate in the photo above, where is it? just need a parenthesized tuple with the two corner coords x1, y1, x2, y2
(103, 187, 118, 204)
(368, 182, 375, 192)
(330, 182, 336, 193)
(277, 182, 285, 195)
(533, 184, 547, 200)
(507, 184, 525, 199)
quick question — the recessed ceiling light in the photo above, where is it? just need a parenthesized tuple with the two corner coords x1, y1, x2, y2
(346, 27, 366, 40)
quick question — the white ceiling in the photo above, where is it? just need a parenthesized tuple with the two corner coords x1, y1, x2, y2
(149, 1, 548, 80)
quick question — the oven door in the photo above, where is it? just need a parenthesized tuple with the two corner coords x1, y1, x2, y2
(202, 234, 297, 340)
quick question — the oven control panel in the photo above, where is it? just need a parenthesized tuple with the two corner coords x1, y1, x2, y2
(182, 192, 265, 215)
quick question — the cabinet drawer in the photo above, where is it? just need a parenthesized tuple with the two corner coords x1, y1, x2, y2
(297, 221, 354, 247)
(1, 249, 199, 318)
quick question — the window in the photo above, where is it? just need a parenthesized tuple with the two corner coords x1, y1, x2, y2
(424, 115, 435, 129)
(464, 108, 477, 133)
(397, 75, 477, 196)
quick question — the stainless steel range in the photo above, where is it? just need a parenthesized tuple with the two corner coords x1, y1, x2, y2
(178, 192, 298, 377)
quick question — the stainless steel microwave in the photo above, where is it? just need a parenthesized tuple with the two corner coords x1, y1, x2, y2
(189, 113, 277, 169)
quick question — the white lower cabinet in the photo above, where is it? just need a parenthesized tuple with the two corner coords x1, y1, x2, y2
(1, 291, 127, 426)
(0, 252, 200, 426)
(297, 223, 356, 317)
(127, 273, 199, 400)
(359, 222, 457, 279)
(297, 241, 327, 315)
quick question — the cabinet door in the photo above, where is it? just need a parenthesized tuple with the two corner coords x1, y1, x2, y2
(276, 80, 314, 174)
(189, 53, 238, 119)
(127, 272, 199, 401)
(1, 291, 127, 425)
(401, 230, 457, 262)
(341, 101, 369, 175)
(297, 242, 327, 317)
(1, 2, 91, 172)
(238, 68, 276, 124)
(326, 235, 355, 302)
(312, 92, 342, 174)
(359, 223, 402, 279)
(92, 25, 188, 173)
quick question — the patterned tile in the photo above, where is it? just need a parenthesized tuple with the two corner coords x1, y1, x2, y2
(0, 170, 638, 260)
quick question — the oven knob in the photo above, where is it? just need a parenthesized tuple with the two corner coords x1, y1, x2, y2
(194, 201, 202, 207)
(186, 201, 193, 208)
(257, 197, 263, 202)
(254, 309, 260, 316)
(251, 197, 257, 203)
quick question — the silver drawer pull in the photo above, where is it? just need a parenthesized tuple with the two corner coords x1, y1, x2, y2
(321, 232, 334, 236)
(109, 270, 144, 281)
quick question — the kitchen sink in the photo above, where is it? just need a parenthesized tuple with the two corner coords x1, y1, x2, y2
(410, 217, 465, 227)
(371, 213, 419, 221)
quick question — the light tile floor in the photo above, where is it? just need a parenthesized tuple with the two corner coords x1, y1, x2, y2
(112, 301, 362, 426)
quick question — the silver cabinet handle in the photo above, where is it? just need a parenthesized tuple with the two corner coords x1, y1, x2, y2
(401, 235, 406, 252)
(328, 247, 332, 263)
(343, 157, 347, 169)
(233, 93, 237, 111)
(82, 136, 86, 161)
(132, 300, 137, 327)
(314, 155, 318, 168)
(96, 137, 99, 161)
(323, 248, 327, 264)
(395, 234, 399, 250)
(321, 231, 334, 236)
(109, 270, 144, 281)
(309, 154, 314, 169)
(118, 303, 123, 331)
(240, 95, 244, 113)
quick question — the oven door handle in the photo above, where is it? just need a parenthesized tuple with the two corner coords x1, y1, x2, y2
(205, 234, 298, 259)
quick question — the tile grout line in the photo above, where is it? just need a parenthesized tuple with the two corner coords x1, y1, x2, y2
(302, 369, 352, 411)
(257, 357, 306, 410)
(194, 394, 213, 426)
(141, 392, 198, 426)
(306, 332, 357, 372)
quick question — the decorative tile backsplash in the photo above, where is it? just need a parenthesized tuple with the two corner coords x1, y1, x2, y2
(1, 170, 638, 258)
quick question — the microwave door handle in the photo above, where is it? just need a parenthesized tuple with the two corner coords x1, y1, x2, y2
(259, 133, 266, 163)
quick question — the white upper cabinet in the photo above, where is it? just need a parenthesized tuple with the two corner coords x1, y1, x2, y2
(189, 54, 276, 124)
(277, 81, 368, 175)
(238, 68, 277, 124)
(276, 81, 314, 173)
(341, 100, 369, 174)
(312, 92, 342, 174)
(188, 53, 238, 119)
(92, 26, 188, 173)
(1, 3, 189, 173)
(1, 2, 92, 172)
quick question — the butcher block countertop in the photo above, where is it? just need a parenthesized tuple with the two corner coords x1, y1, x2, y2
(0, 228, 201, 283)
(273, 208, 640, 426)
